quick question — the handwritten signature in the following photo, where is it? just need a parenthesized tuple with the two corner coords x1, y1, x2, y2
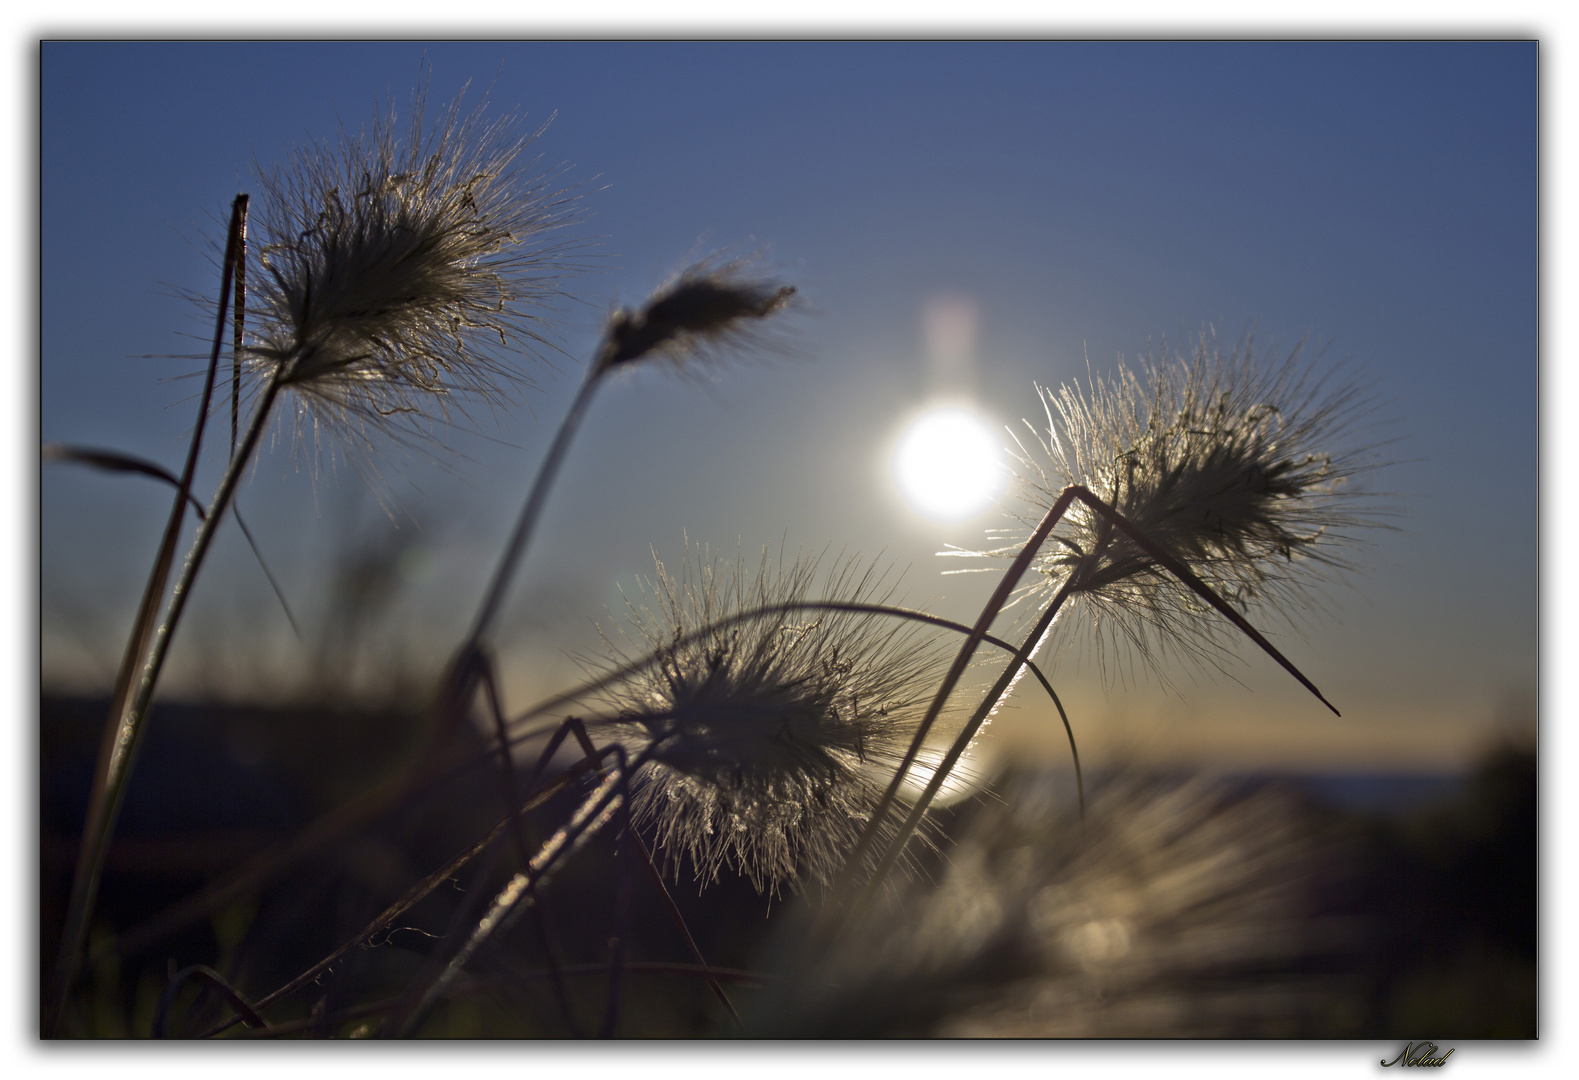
(1382, 1042, 1455, 1067)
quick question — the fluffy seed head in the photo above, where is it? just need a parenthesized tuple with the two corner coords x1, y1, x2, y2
(245, 78, 581, 454)
(986, 331, 1384, 678)
(749, 769, 1342, 1037)
(590, 546, 953, 894)
(596, 256, 795, 374)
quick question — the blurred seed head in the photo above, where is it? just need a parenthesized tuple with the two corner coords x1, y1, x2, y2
(245, 76, 583, 456)
(589, 545, 953, 894)
(748, 768, 1354, 1037)
(595, 256, 795, 375)
(974, 330, 1386, 680)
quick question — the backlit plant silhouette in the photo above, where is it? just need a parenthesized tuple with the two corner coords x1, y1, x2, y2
(42, 73, 1386, 1039)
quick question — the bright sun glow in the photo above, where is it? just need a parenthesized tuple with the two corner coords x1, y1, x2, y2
(862, 743, 984, 808)
(898, 745, 984, 808)
(893, 405, 1005, 521)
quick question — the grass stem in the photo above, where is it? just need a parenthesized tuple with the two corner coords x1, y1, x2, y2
(842, 485, 1338, 930)
(45, 196, 249, 1035)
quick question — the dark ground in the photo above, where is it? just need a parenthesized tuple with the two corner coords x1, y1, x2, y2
(40, 693, 1536, 1039)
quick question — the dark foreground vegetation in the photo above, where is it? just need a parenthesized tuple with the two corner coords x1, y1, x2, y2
(41, 692, 1535, 1038)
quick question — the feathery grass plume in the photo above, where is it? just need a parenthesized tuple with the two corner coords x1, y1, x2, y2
(245, 77, 582, 455)
(589, 546, 955, 894)
(972, 330, 1384, 680)
(456, 253, 795, 649)
(749, 768, 1352, 1037)
(833, 331, 1379, 914)
(595, 255, 796, 375)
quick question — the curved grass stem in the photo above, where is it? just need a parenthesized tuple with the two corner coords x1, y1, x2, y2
(419, 362, 605, 793)
(193, 761, 597, 1039)
(828, 486, 1340, 942)
(465, 366, 603, 646)
(388, 757, 632, 1036)
(152, 965, 270, 1038)
(101, 598, 1073, 978)
(809, 487, 1083, 934)
(46, 195, 251, 1035)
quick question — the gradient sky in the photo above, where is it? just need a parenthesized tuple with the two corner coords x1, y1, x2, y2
(39, 41, 1537, 773)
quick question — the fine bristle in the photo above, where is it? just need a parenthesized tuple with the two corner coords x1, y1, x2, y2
(748, 770, 1343, 1037)
(244, 78, 584, 459)
(973, 330, 1387, 683)
(586, 545, 954, 895)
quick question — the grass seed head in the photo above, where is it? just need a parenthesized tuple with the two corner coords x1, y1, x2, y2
(246, 77, 582, 457)
(596, 256, 795, 374)
(591, 546, 951, 895)
(991, 330, 1385, 680)
(748, 770, 1338, 1037)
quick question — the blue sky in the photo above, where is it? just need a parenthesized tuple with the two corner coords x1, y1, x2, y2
(39, 40, 1536, 771)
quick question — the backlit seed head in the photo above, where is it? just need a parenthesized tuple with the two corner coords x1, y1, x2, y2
(245, 77, 582, 456)
(747, 769, 1340, 1037)
(973, 331, 1385, 680)
(596, 256, 795, 374)
(589, 546, 952, 894)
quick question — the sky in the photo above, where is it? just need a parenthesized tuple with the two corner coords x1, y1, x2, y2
(37, 40, 1538, 776)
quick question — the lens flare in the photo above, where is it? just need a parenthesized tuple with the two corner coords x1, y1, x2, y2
(893, 405, 1004, 521)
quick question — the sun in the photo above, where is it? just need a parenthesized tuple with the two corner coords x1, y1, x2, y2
(892, 404, 1006, 521)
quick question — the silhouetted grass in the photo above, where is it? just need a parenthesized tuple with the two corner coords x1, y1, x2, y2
(39, 68, 1516, 1044)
